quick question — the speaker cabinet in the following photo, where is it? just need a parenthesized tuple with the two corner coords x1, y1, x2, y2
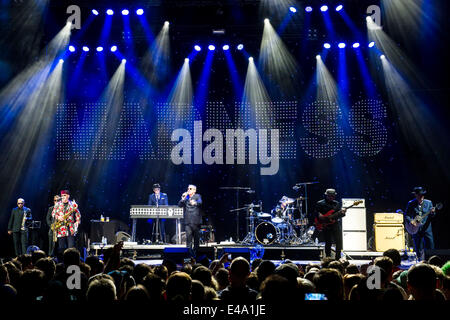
(374, 224, 405, 252)
(343, 231, 367, 251)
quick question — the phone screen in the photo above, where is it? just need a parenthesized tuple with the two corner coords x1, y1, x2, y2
(305, 293, 327, 300)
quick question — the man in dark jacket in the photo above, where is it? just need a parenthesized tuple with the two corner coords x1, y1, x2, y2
(315, 189, 346, 259)
(46, 195, 61, 256)
(148, 183, 169, 243)
(178, 184, 202, 257)
(8, 198, 32, 256)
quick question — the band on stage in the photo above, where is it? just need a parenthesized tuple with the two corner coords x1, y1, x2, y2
(7, 183, 437, 260)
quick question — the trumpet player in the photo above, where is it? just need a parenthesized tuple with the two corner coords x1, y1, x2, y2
(178, 184, 202, 257)
(52, 190, 81, 254)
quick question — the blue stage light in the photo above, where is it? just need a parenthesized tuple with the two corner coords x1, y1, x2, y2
(352, 42, 360, 48)
(110, 46, 117, 52)
(68, 45, 76, 52)
(106, 9, 114, 16)
(335, 5, 343, 12)
(208, 45, 215, 51)
(320, 5, 328, 12)
(82, 46, 89, 52)
(222, 45, 230, 51)
(338, 42, 346, 48)
(122, 9, 129, 16)
(324, 43, 331, 49)
(289, 7, 297, 13)
(92, 9, 99, 16)
(96, 46, 103, 52)
(305, 6, 313, 13)
(194, 45, 201, 52)
(237, 44, 244, 50)
(136, 9, 144, 15)
(368, 41, 375, 48)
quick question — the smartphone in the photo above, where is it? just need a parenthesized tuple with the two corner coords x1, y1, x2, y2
(305, 293, 327, 300)
(227, 254, 232, 261)
(183, 258, 191, 264)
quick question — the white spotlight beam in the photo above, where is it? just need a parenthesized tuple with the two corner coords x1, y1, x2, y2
(259, 19, 299, 96)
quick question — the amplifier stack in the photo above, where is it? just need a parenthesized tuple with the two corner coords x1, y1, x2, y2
(373, 213, 405, 252)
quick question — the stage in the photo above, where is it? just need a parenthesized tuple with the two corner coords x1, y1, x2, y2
(89, 242, 418, 269)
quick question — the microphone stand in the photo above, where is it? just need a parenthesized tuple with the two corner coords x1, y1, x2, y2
(220, 187, 252, 243)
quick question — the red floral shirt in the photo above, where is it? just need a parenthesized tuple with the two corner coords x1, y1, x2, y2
(51, 201, 81, 237)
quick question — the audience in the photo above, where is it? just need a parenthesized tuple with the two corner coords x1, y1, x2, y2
(218, 257, 258, 302)
(1, 245, 449, 304)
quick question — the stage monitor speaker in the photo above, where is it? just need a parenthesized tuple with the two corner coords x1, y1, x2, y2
(374, 224, 405, 252)
(343, 231, 367, 251)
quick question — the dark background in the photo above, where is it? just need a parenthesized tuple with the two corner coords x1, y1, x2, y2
(0, 0, 449, 256)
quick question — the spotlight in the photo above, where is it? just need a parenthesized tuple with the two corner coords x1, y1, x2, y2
(164, 21, 170, 27)
(68, 45, 76, 52)
(264, 18, 269, 23)
(122, 59, 127, 63)
(208, 45, 215, 51)
(96, 46, 103, 52)
(106, 9, 114, 16)
(249, 57, 254, 62)
(305, 6, 313, 13)
(289, 7, 297, 13)
(368, 41, 375, 48)
(222, 45, 230, 51)
(338, 42, 346, 48)
(121, 9, 129, 16)
(324, 43, 331, 49)
(136, 9, 144, 15)
(316, 55, 321, 59)
(59, 59, 64, 63)
(237, 44, 244, 50)
(82, 46, 89, 52)
(352, 42, 360, 48)
(92, 9, 99, 16)
(194, 45, 201, 52)
(185, 58, 189, 63)
(320, 5, 328, 12)
(335, 5, 343, 12)
(380, 54, 385, 59)
(110, 45, 117, 52)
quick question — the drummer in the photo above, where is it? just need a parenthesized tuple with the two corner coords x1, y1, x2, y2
(271, 196, 293, 220)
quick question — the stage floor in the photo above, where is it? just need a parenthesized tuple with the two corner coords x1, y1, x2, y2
(89, 242, 417, 269)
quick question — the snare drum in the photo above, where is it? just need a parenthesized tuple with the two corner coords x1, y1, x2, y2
(255, 222, 279, 245)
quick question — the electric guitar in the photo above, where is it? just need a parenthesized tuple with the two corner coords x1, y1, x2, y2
(405, 202, 443, 235)
(315, 200, 363, 231)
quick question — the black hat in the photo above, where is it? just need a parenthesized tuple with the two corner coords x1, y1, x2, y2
(153, 183, 161, 189)
(412, 187, 426, 195)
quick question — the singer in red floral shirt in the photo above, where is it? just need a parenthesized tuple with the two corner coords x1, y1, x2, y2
(52, 190, 81, 253)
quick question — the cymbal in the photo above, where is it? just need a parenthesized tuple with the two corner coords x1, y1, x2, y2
(245, 203, 261, 208)
(280, 196, 295, 204)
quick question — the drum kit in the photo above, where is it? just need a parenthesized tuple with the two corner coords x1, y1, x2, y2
(241, 192, 314, 246)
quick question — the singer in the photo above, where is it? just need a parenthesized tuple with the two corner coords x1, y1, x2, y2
(178, 184, 202, 257)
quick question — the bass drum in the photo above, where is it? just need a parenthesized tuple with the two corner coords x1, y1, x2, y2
(255, 222, 279, 245)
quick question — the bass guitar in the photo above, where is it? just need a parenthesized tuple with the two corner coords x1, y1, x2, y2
(315, 200, 363, 231)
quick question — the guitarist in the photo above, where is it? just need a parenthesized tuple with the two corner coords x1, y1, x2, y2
(405, 187, 435, 261)
(315, 189, 347, 259)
